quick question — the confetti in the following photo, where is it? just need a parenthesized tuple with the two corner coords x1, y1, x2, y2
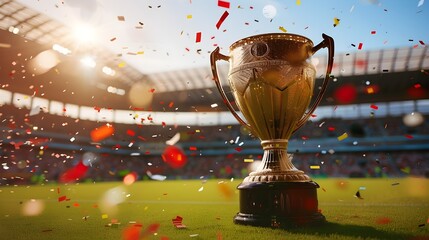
(218, 0, 230, 8)
(166, 132, 181, 146)
(117, 16, 125, 21)
(337, 132, 348, 141)
(358, 43, 363, 50)
(190, 234, 199, 237)
(310, 165, 320, 170)
(189, 146, 197, 151)
(172, 216, 187, 229)
(195, 32, 202, 43)
(355, 190, 363, 199)
(187, 14, 192, 19)
(198, 186, 204, 192)
(126, 129, 136, 137)
(211, 103, 218, 108)
(102, 214, 108, 219)
(371, 30, 376, 34)
(391, 182, 400, 186)
(216, 11, 229, 29)
(370, 104, 378, 110)
(296, 0, 301, 5)
(244, 159, 254, 163)
(376, 217, 391, 225)
(91, 124, 115, 142)
(333, 17, 340, 27)
(419, 40, 425, 45)
(405, 134, 413, 139)
(58, 196, 67, 202)
(418, 0, 424, 7)
(278, 26, 287, 32)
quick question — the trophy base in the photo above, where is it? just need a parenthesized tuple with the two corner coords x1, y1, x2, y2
(233, 181, 325, 228)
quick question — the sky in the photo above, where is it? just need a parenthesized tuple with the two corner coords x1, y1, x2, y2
(17, 0, 429, 74)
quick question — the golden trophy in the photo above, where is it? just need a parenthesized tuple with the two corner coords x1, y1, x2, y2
(210, 33, 334, 227)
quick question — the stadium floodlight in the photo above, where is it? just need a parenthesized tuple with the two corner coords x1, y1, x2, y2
(73, 24, 96, 43)
(102, 66, 116, 76)
(8, 26, 19, 34)
(80, 56, 96, 68)
(52, 44, 72, 55)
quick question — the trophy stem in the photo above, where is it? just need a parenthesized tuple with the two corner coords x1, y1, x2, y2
(244, 139, 311, 183)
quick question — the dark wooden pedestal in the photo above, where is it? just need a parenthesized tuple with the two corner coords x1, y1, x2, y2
(233, 181, 326, 228)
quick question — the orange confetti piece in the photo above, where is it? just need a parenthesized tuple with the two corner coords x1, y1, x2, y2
(90, 124, 115, 142)
(117, 16, 125, 21)
(189, 146, 197, 151)
(168, 101, 174, 108)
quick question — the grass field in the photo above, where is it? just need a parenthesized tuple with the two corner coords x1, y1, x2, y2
(0, 178, 428, 240)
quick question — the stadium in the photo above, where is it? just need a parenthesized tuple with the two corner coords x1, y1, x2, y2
(0, 0, 428, 239)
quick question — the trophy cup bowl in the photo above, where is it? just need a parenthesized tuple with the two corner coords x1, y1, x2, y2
(210, 33, 334, 227)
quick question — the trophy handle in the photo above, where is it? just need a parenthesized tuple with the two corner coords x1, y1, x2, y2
(293, 33, 335, 132)
(210, 47, 252, 130)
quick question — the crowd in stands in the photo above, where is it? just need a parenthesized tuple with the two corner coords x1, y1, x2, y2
(1, 104, 429, 185)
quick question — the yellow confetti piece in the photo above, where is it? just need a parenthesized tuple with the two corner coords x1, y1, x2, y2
(118, 62, 126, 68)
(333, 17, 340, 27)
(279, 26, 287, 33)
(136, 51, 144, 55)
(296, 0, 301, 5)
(144, 206, 148, 211)
(337, 132, 348, 141)
(310, 165, 320, 170)
(187, 14, 192, 19)
(244, 159, 254, 163)
(195, 129, 200, 133)
(102, 214, 108, 219)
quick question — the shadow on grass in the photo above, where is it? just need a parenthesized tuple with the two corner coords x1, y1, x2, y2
(286, 222, 413, 240)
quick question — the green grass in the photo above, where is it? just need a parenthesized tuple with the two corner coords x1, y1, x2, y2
(0, 178, 428, 240)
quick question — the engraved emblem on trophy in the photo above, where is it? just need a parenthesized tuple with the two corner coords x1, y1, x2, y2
(210, 33, 334, 227)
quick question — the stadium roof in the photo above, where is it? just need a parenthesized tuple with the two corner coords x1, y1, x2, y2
(0, 0, 428, 111)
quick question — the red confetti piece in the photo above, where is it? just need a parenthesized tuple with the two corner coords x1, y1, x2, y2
(376, 217, 391, 225)
(419, 40, 425, 45)
(189, 146, 197, 151)
(328, 127, 335, 131)
(122, 224, 142, 240)
(172, 216, 187, 228)
(73, 203, 80, 207)
(370, 104, 378, 110)
(234, 147, 242, 152)
(218, 0, 230, 8)
(371, 30, 376, 34)
(110, 37, 116, 41)
(216, 11, 229, 29)
(195, 32, 202, 43)
(168, 102, 174, 108)
(126, 129, 136, 137)
(150, 88, 156, 93)
(58, 196, 67, 202)
(405, 134, 413, 139)
(358, 43, 363, 50)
